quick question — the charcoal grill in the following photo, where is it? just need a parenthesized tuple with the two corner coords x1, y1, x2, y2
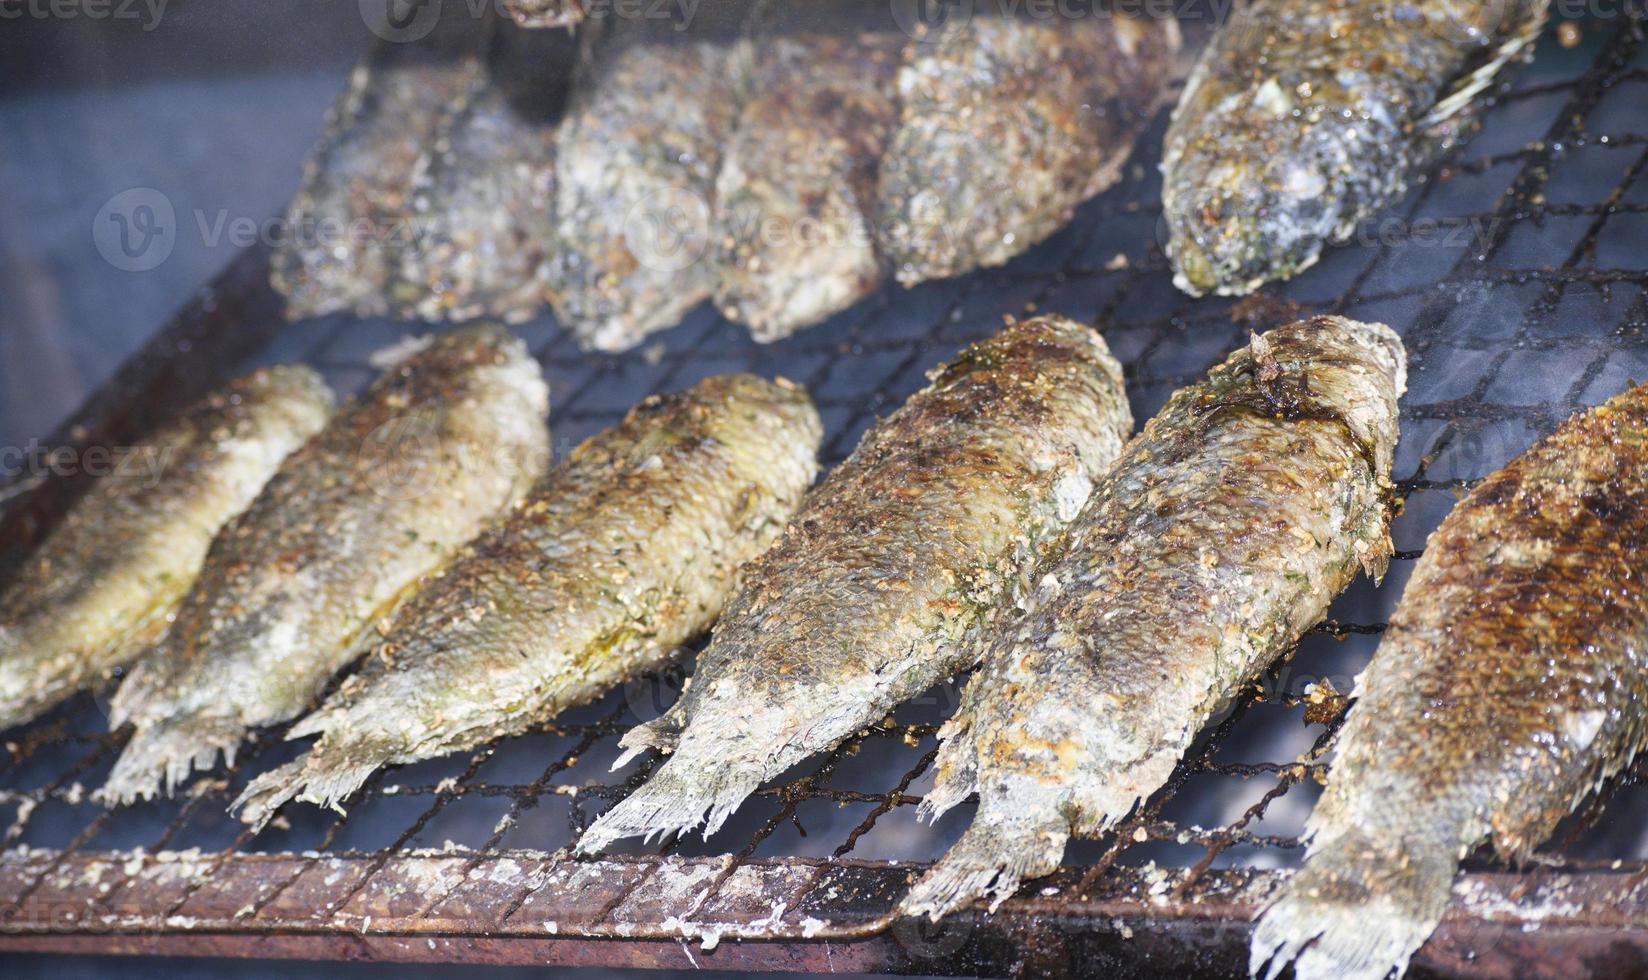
(3, 6, 1648, 977)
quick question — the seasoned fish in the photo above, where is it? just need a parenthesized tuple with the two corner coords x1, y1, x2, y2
(0, 367, 333, 731)
(98, 325, 549, 806)
(876, 13, 1177, 286)
(393, 27, 570, 324)
(903, 316, 1406, 920)
(549, 27, 750, 352)
(578, 315, 1134, 852)
(233, 374, 821, 829)
(271, 30, 485, 320)
(712, 30, 903, 341)
(1161, 0, 1549, 297)
(1252, 384, 1648, 980)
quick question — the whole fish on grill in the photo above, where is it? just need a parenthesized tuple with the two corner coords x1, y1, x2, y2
(712, 30, 904, 341)
(903, 316, 1406, 920)
(548, 25, 751, 352)
(1161, 0, 1550, 297)
(392, 27, 571, 324)
(271, 27, 486, 320)
(233, 374, 821, 829)
(577, 315, 1134, 852)
(876, 13, 1178, 286)
(0, 367, 333, 731)
(98, 325, 549, 806)
(1252, 384, 1648, 980)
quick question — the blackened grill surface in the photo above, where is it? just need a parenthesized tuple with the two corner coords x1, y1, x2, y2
(2, 9, 1648, 977)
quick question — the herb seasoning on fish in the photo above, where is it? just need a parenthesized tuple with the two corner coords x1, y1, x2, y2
(233, 374, 821, 829)
(98, 325, 549, 806)
(548, 27, 750, 352)
(712, 30, 903, 341)
(271, 29, 486, 320)
(577, 315, 1134, 852)
(902, 316, 1406, 920)
(392, 27, 569, 324)
(876, 13, 1177, 285)
(1161, 0, 1549, 297)
(0, 367, 333, 731)
(1253, 383, 1648, 980)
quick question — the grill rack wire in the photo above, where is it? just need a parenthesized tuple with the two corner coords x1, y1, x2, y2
(2, 7, 1648, 976)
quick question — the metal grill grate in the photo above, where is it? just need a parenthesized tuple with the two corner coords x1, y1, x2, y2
(3, 8, 1648, 975)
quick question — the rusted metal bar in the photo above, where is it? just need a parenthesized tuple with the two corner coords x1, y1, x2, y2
(2, 850, 1646, 977)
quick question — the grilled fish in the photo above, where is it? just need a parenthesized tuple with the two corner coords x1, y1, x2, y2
(0, 367, 333, 731)
(712, 30, 903, 341)
(876, 13, 1177, 286)
(1252, 384, 1648, 980)
(577, 315, 1134, 852)
(548, 26, 751, 352)
(393, 26, 571, 324)
(902, 316, 1406, 920)
(1161, 0, 1549, 297)
(271, 29, 486, 320)
(233, 374, 821, 829)
(98, 325, 549, 806)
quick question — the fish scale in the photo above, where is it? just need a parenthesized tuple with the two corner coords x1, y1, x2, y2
(231, 373, 821, 830)
(0, 366, 334, 731)
(1253, 382, 1648, 980)
(97, 324, 549, 807)
(901, 315, 1406, 921)
(1161, 0, 1551, 297)
(576, 315, 1134, 854)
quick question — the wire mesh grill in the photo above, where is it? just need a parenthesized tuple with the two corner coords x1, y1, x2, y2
(3, 7, 1648, 972)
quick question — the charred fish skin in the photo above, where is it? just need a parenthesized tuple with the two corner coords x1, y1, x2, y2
(1161, 0, 1549, 297)
(711, 30, 904, 341)
(0, 367, 334, 731)
(1252, 385, 1648, 980)
(576, 315, 1134, 853)
(902, 316, 1406, 921)
(271, 27, 487, 320)
(876, 13, 1178, 286)
(393, 26, 571, 325)
(233, 374, 821, 829)
(98, 325, 550, 807)
(548, 25, 751, 352)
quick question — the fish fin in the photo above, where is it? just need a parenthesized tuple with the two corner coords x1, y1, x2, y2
(1418, 2, 1550, 135)
(609, 707, 683, 771)
(232, 759, 309, 831)
(899, 796, 1070, 921)
(1250, 829, 1456, 980)
(918, 708, 978, 824)
(577, 746, 762, 854)
(97, 715, 246, 808)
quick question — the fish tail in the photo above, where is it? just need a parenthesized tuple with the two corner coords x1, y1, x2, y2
(97, 715, 245, 808)
(899, 797, 1070, 921)
(608, 707, 683, 771)
(232, 759, 309, 831)
(577, 746, 762, 854)
(1250, 828, 1456, 980)
(917, 711, 978, 824)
